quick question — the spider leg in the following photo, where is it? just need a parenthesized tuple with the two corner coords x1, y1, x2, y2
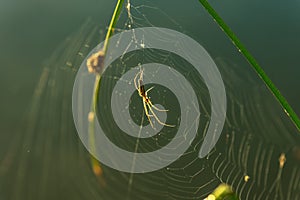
(146, 87, 169, 112)
(134, 70, 141, 91)
(140, 68, 144, 78)
(145, 86, 154, 94)
(143, 100, 154, 128)
(148, 101, 169, 112)
(147, 102, 175, 127)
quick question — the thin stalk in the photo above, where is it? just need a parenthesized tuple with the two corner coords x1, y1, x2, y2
(198, 0, 300, 132)
(91, 0, 124, 111)
(88, 0, 125, 175)
(102, 0, 125, 54)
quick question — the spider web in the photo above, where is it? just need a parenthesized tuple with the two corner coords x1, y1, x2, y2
(1, 0, 300, 200)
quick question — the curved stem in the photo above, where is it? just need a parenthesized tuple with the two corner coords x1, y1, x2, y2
(102, 0, 125, 54)
(88, 0, 125, 175)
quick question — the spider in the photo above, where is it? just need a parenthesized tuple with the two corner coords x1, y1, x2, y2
(134, 68, 175, 129)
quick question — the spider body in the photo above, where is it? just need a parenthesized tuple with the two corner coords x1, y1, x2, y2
(134, 68, 174, 129)
(138, 79, 146, 98)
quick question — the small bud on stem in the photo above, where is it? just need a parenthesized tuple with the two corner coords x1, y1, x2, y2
(86, 50, 105, 74)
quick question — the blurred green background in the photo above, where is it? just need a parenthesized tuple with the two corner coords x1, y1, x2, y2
(1, 0, 299, 133)
(0, 0, 299, 199)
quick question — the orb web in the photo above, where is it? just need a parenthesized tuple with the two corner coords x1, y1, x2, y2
(2, 1, 300, 200)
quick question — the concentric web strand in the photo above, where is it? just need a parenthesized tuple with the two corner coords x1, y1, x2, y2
(1, 1, 299, 200)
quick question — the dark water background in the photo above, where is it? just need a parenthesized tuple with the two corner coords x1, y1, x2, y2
(0, 0, 299, 199)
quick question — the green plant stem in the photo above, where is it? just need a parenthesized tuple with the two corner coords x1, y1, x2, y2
(90, 0, 124, 129)
(91, 0, 124, 112)
(198, 0, 300, 132)
(89, 0, 125, 169)
(102, 0, 125, 54)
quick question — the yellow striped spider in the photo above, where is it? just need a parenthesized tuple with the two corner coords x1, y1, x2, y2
(134, 68, 175, 128)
